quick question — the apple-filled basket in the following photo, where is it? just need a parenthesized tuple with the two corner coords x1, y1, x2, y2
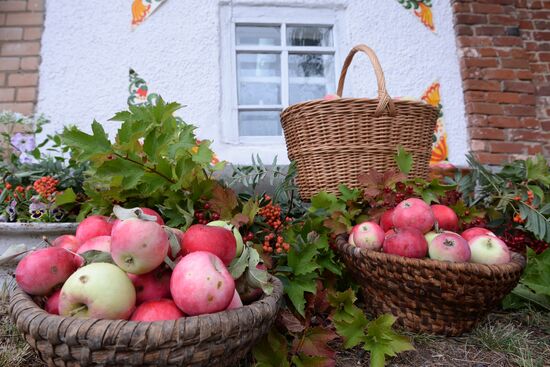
(335, 235, 525, 336)
(9, 275, 283, 367)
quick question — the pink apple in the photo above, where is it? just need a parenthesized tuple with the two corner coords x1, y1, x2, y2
(428, 232, 471, 262)
(431, 204, 459, 232)
(182, 224, 236, 265)
(383, 227, 428, 258)
(380, 209, 395, 232)
(350, 221, 385, 251)
(75, 215, 114, 244)
(45, 290, 61, 315)
(141, 207, 165, 225)
(130, 299, 184, 322)
(59, 263, 136, 319)
(51, 235, 81, 252)
(111, 218, 169, 275)
(461, 227, 496, 242)
(170, 251, 235, 316)
(392, 198, 435, 233)
(128, 266, 171, 304)
(15, 247, 77, 296)
(385, 229, 396, 237)
(468, 235, 511, 265)
(74, 235, 112, 267)
(226, 290, 243, 310)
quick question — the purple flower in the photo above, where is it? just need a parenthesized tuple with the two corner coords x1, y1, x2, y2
(7, 200, 17, 222)
(18, 153, 36, 164)
(10, 133, 36, 153)
(29, 201, 46, 220)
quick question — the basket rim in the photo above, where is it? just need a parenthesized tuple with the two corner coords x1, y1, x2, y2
(8, 274, 283, 327)
(335, 234, 526, 274)
(281, 97, 440, 118)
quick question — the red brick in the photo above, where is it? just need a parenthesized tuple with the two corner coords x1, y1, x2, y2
(537, 85, 550, 96)
(0, 14, 6, 26)
(519, 20, 534, 29)
(501, 58, 531, 68)
(453, 3, 471, 13)
(472, 3, 504, 14)
(0, 88, 15, 102)
(463, 57, 498, 67)
(7, 73, 38, 87)
(16, 87, 36, 102)
(467, 102, 504, 115)
(533, 20, 550, 29)
(489, 141, 525, 153)
(0, 102, 33, 115)
(475, 152, 509, 164)
(532, 11, 550, 19)
(487, 92, 521, 103)
(23, 27, 42, 41)
(469, 115, 489, 127)
(457, 36, 493, 47)
(463, 79, 501, 91)
(521, 118, 542, 128)
(456, 25, 474, 36)
(503, 81, 536, 93)
(470, 127, 506, 140)
(28, 0, 44, 11)
(0, 1, 27, 12)
(510, 129, 546, 141)
(5, 13, 43, 26)
(519, 94, 537, 105)
(0, 73, 5, 86)
(488, 15, 518, 26)
(487, 116, 521, 128)
(464, 91, 487, 102)
(456, 14, 488, 25)
(492, 37, 524, 46)
(478, 48, 498, 57)
(0, 57, 20, 71)
(503, 105, 537, 116)
(483, 68, 517, 80)
(531, 63, 549, 73)
(516, 70, 534, 80)
(1, 42, 40, 56)
(0, 27, 23, 41)
(475, 26, 506, 36)
(20, 56, 39, 70)
(527, 145, 544, 154)
(470, 139, 487, 151)
(534, 31, 550, 41)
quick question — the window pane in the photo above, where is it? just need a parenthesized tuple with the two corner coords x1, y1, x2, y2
(237, 53, 281, 105)
(287, 26, 333, 47)
(239, 111, 282, 136)
(289, 54, 335, 105)
(236, 26, 281, 46)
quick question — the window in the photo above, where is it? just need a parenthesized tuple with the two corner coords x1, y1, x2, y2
(234, 23, 336, 139)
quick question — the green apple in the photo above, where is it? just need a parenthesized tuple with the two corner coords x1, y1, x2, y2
(207, 220, 244, 257)
(424, 231, 439, 245)
(59, 263, 136, 320)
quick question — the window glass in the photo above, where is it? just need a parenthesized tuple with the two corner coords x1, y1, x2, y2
(239, 111, 282, 136)
(237, 53, 281, 105)
(236, 26, 281, 46)
(286, 26, 333, 47)
(289, 54, 335, 104)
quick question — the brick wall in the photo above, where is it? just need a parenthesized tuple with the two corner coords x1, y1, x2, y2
(0, 0, 44, 116)
(452, 0, 550, 164)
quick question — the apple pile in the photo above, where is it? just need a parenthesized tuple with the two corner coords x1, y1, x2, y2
(15, 208, 262, 322)
(349, 198, 511, 265)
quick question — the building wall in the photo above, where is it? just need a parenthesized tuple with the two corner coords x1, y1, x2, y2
(452, 0, 549, 164)
(0, 0, 43, 116)
(32, 0, 468, 165)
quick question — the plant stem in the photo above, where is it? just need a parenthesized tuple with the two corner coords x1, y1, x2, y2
(112, 152, 176, 184)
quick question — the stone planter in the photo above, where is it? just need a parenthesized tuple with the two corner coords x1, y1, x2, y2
(0, 222, 77, 286)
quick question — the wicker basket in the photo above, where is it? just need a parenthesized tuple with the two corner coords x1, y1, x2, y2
(335, 235, 525, 336)
(281, 44, 440, 200)
(9, 275, 283, 367)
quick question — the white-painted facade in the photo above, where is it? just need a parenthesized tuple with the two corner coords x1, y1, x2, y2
(37, 0, 468, 165)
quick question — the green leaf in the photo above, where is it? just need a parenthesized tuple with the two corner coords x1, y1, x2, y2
(395, 146, 413, 174)
(328, 289, 369, 349)
(241, 198, 260, 225)
(296, 327, 337, 360)
(338, 184, 361, 202)
(253, 329, 291, 367)
(291, 354, 335, 367)
(363, 314, 414, 367)
(208, 185, 238, 220)
(55, 188, 77, 206)
(286, 272, 317, 316)
(526, 154, 550, 186)
(81, 250, 115, 265)
(519, 202, 550, 243)
(287, 234, 323, 276)
(310, 191, 344, 213)
(229, 246, 250, 279)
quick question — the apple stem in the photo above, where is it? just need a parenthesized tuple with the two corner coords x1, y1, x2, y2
(42, 236, 52, 247)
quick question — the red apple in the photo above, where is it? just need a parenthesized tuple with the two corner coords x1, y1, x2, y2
(383, 227, 428, 258)
(170, 251, 235, 316)
(226, 290, 243, 310)
(461, 227, 496, 242)
(431, 204, 459, 232)
(51, 235, 81, 252)
(59, 263, 136, 319)
(380, 209, 395, 232)
(128, 266, 171, 304)
(111, 218, 169, 275)
(385, 229, 396, 237)
(15, 247, 77, 296)
(182, 224, 237, 265)
(392, 198, 435, 233)
(428, 232, 471, 262)
(74, 235, 112, 267)
(350, 221, 385, 251)
(468, 235, 511, 265)
(130, 299, 184, 322)
(75, 215, 114, 244)
(45, 289, 61, 315)
(141, 207, 165, 225)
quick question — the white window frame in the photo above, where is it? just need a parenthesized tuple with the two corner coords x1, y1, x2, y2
(220, 5, 347, 150)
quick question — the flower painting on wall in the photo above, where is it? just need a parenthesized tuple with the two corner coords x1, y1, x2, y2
(421, 82, 451, 167)
(397, 0, 435, 32)
(131, 0, 167, 29)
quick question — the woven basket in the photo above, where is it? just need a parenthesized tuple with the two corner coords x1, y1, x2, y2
(9, 275, 283, 367)
(335, 235, 525, 336)
(281, 44, 440, 200)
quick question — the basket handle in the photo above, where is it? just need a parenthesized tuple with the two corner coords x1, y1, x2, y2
(336, 45, 397, 117)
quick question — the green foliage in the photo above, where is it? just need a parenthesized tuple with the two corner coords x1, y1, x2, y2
(329, 289, 414, 367)
(395, 146, 413, 175)
(60, 98, 222, 228)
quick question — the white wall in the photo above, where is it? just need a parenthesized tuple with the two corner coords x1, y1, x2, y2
(37, 0, 468, 165)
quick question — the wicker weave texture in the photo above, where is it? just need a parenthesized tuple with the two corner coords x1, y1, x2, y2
(281, 45, 439, 200)
(335, 235, 525, 336)
(9, 276, 283, 367)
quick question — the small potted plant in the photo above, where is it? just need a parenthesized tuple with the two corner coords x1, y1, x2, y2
(0, 111, 86, 268)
